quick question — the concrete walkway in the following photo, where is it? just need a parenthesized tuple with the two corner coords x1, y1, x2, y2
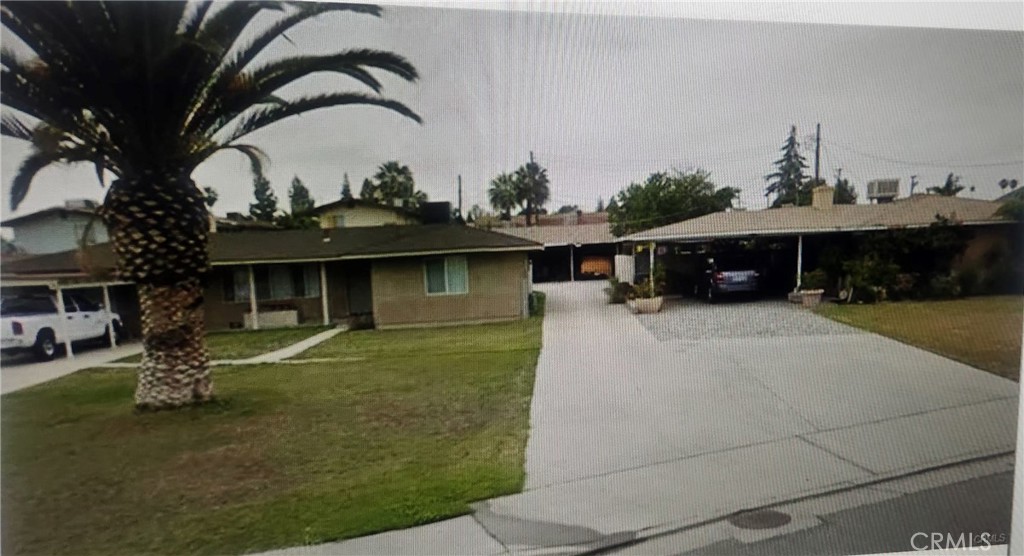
(2, 328, 344, 393)
(250, 282, 1020, 556)
(1, 342, 143, 394)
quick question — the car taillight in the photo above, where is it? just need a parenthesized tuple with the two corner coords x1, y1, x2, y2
(11, 322, 23, 335)
(713, 272, 725, 283)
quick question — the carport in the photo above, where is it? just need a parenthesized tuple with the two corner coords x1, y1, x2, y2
(497, 223, 618, 283)
(2, 277, 137, 359)
(621, 187, 1017, 298)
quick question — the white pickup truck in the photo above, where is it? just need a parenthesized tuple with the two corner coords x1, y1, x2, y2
(1, 293, 123, 361)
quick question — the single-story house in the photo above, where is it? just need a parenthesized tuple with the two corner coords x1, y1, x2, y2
(622, 187, 1018, 295)
(2, 224, 542, 333)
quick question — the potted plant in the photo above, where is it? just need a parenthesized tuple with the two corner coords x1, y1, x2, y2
(799, 269, 827, 307)
(630, 268, 665, 313)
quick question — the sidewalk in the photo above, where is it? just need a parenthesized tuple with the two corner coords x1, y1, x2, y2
(250, 451, 1015, 556)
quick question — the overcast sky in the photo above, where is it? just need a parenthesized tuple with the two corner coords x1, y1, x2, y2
(2, 2, 1022, 220)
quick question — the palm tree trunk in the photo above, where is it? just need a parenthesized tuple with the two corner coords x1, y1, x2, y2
(100, 176, 213, 410)
(136, 278, 212, 408)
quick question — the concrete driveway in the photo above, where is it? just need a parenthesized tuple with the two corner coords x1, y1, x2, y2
(1, 342, 142, 394)
(474, 282, 1019, 552)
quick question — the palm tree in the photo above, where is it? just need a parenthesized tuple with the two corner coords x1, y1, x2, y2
(371, 160, 416, 206)
(1, 2, 421, 410)
(488, 173, 518, 221)
(514, 154, 550, 226)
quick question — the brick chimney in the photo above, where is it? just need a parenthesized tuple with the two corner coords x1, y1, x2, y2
(812, 185, 835, 209)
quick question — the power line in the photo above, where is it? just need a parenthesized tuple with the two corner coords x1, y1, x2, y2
(822, 139, 1023, 169)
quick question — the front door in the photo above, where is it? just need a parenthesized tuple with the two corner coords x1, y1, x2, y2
(346, 262, 373, 315)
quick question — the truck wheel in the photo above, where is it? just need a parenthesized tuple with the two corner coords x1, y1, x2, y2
(33, 329, 57, 362)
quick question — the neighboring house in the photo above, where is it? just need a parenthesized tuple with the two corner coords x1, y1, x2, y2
(1, 199, 108, 255)
(2, 224, 542, 332)
(496, 222, 617, 282)
(623, 186, 1017, 294)
(312, 198, 421, 228)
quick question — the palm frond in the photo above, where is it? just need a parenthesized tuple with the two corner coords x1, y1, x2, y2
(198, 49, 417, 137)
(1, 111, 32, 140)
(180, 0, 214, 38)
(225, 92, 421, 144)
(9, 151, 55, 210)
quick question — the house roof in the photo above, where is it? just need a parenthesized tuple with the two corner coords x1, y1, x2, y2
(311, 198, 419, 218)
(1, 224, 542, 277)
(624, 194, 1011, 243)
(494, 223, 615, 246)
(2, 206, 98, 227)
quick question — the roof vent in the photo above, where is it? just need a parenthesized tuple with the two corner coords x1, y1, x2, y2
(867, 179, 899, 204)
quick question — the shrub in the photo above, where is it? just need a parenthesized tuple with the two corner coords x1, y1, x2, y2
(927, 274, 961, 299)
(604, 277, 633, 304)
(842, 254, 899, 304)
(800, 269, 827, 291)
(955, 267, 980, 297)
(528, 291, 546, 317)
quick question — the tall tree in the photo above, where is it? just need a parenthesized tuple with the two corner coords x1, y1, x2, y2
(340, 173, 353, 200)
(833, 170, 857, 205)
(288, 176, 315, 215)
(249, 175, 279, 222)
(467, 204, 485, 223)
(277, 175, 318, 229)
(202, 186, 219, 208)
(1, 1, 421, 410)
(556, 205, 579, 214)
(607, 197, 619, 212)
(369, 160, 425, 207)
(596, 197, 605, 212)
(488, 173, 518, 220)
(765, 125, 809, 207)
(608, 170, 739, 237)
(928, 173, 966, 196)
(360, 178, 376, 200)
(514, 153, 550, 226)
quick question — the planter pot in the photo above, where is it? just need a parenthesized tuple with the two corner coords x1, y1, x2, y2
(799, 289, 825, 308)
(632, 296, 664, 314)
(787, 291, 803, 304)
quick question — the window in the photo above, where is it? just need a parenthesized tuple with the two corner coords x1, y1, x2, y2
(71, 295, 101, 312)
(333, 214, 345, 228)
(424, 256, 468, 295)
(223, 264, 321, 302)
(60, 293, 78, 312)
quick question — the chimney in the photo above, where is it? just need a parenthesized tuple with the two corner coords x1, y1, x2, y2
(812, 185, 835, 210)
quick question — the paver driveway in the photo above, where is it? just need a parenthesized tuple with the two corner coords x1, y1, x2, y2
(524, 282, 1019, 489)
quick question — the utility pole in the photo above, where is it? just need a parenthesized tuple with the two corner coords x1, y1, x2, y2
(457, 174, 462, 219)
(528, 151, 536, 226)
(910, 175, 918, 195)
(814, 123, 821, 184)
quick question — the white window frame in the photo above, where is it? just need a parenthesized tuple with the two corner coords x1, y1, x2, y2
(424, 255, 469, 296)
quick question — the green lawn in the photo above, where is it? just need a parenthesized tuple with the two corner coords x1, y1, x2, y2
(817, 296, 1023, 381)
(1, 318, 543, 556)
(115, 326, 331, 363)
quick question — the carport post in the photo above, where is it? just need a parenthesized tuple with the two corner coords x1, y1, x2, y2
(319, 262, 330, 326)
(569, 245, 575, 282)
(649, 242, 655, 282)
(247, 265, 260, 330)
(102, 284, 116, 347)
(53, 285, 74, 359)
(795, 234, 804, 291)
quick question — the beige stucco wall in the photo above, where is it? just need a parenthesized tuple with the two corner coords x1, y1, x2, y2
(371, 252, 529, 328)
(319, 205, 417, 228)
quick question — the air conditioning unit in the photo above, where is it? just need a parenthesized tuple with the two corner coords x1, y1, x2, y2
(867, 179, 899, 203)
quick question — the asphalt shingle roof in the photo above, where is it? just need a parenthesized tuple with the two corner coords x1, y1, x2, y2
(493, 223, 615, 246)
(3, 224, 541, 277)
(624, 194, 1011, 242)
